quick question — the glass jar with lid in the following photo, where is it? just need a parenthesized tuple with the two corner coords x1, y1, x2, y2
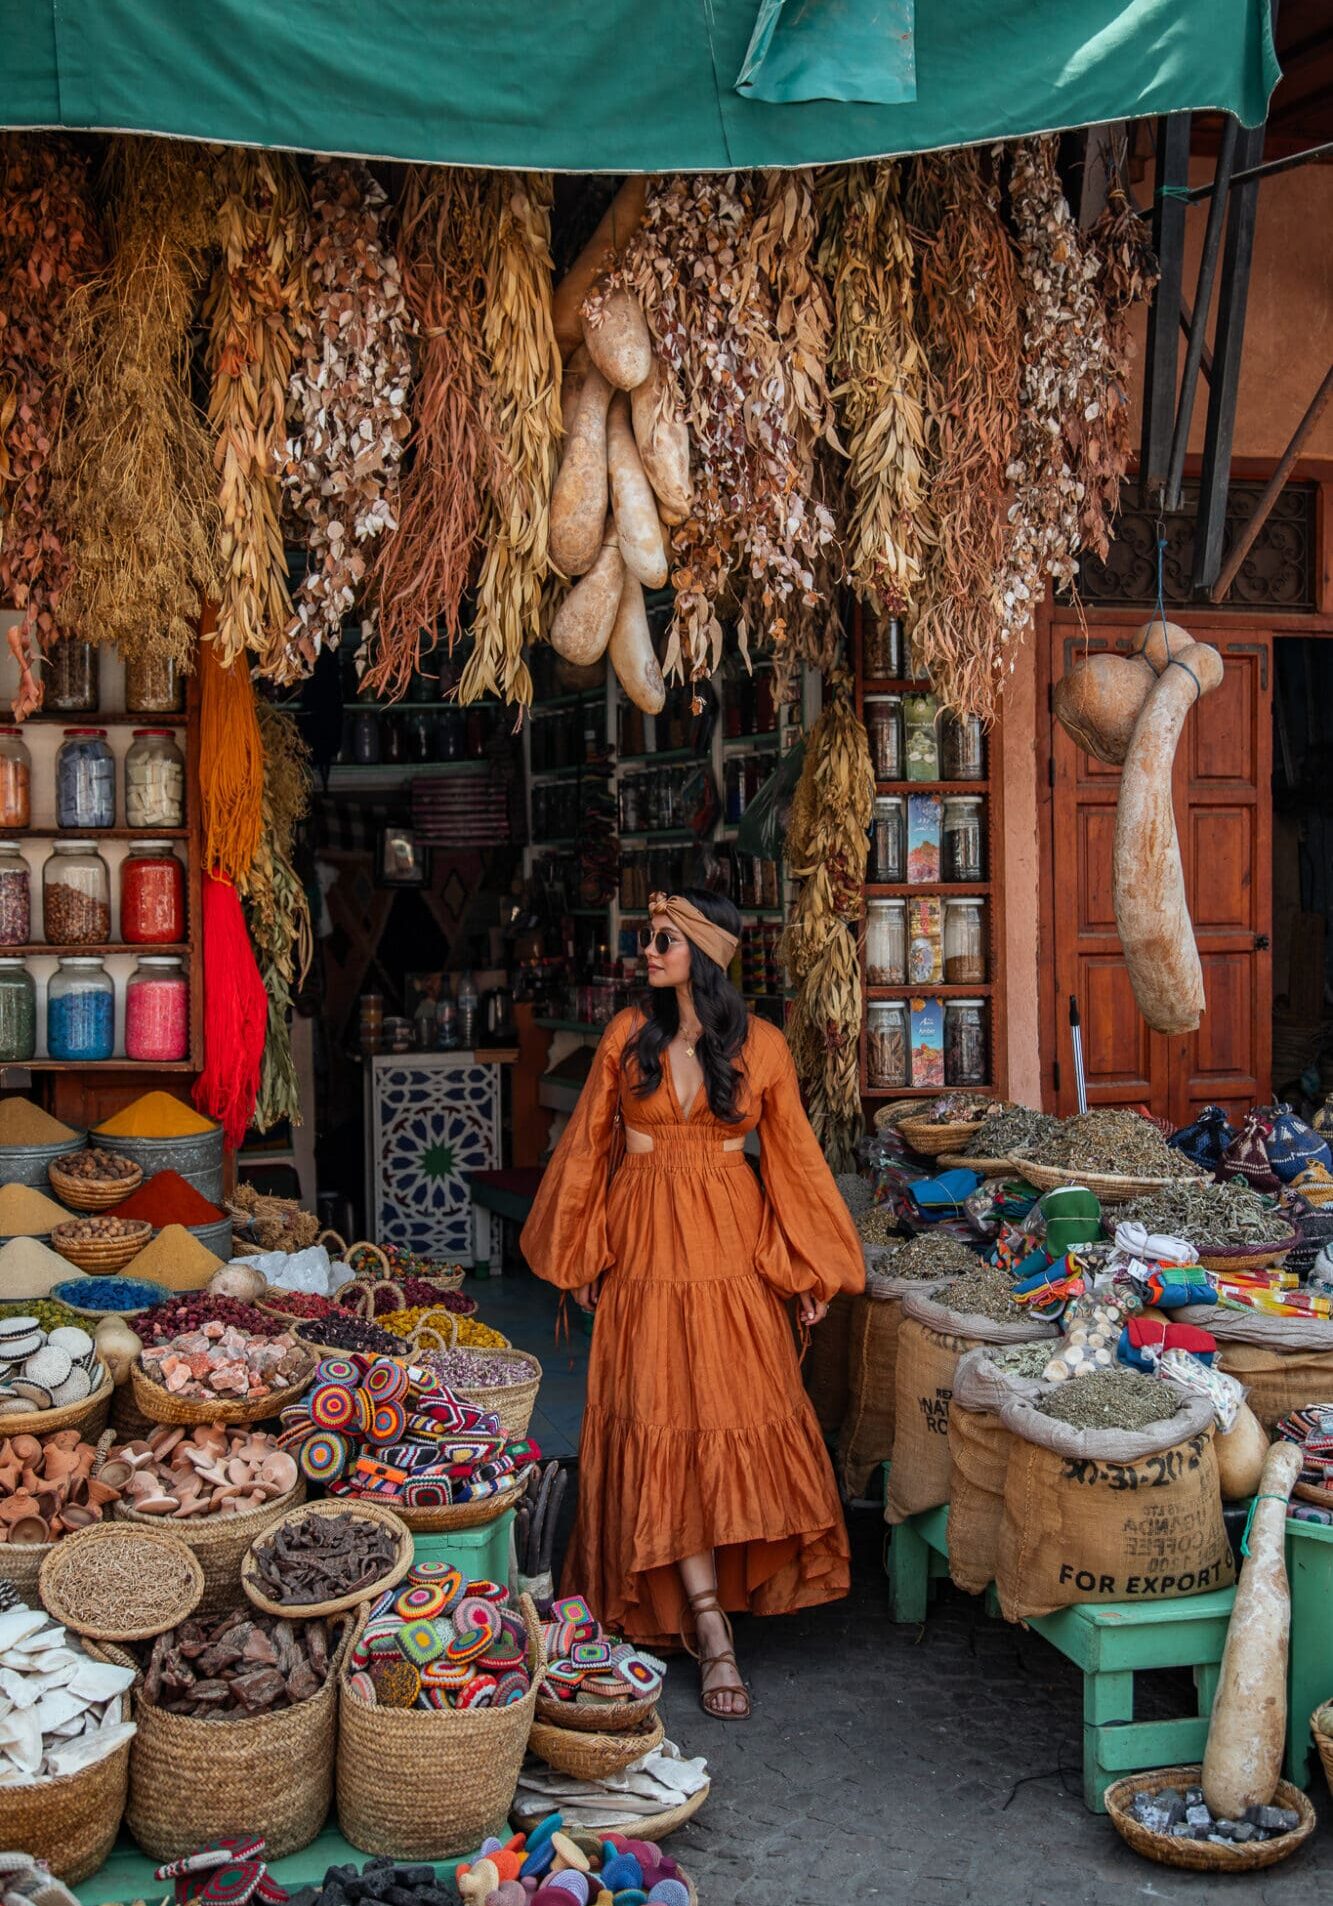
(866, 1000, 909, 1090)
(44, 637, 98, 714)
(903, 692, 940, 781)
(944, 998, 988, 1087)
(940, 710, 986, 782)
(0, 846, 30, 948)
(43, 841, 110, 945)
(865, 898, 908, 986)
(942, 797, 985, 882)
(0, 729, 31, 829)
(124, 954, 188, 1061)
(125, 729, 185, 829)
(0, 959, 35, 1062)
(943, 898, 987, 984)
(864, 695, 904, 782)
(869, 795, 906, 884)
(47, 956, 114, 1061)
(120, 842, 185, 944)
(56, 729, 115, 830)
(124, 650, 185, 715)
(863, 614, 904, 682)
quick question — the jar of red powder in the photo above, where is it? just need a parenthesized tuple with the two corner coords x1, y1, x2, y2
(124, 954, 188, 1062)
(120, 842, 184, 944)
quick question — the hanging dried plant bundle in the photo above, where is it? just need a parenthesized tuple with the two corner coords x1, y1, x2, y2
(779, 682, 873, 1171)
(243, 702, 313, 1130)
(467, 172, 561, 711)
(909, 150, 1022, 719)
(1082, 179, 1160, 557)
(820, 163, 928, 620)
(51, 137, 223, 668)
(365, 167, 499, 702)
(0, 136, 103, 717)
(205, 149, 304, 673)
(279, 159, 411, 683)
(197, 633, 264, 883)
(1004, 137, 1114, 601)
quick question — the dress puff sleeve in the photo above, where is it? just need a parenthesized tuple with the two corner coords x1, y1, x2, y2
(753, 1022, 867, 1305)
(520, 1011, 629, 1292)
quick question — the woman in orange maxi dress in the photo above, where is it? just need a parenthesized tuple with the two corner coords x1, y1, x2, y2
(521, 888, 864, 1718)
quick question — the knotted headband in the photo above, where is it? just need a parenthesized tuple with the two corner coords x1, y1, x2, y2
(648, 891, 739, 970)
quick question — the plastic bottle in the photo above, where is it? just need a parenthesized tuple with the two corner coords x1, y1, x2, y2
(455, 971, 478, 1049)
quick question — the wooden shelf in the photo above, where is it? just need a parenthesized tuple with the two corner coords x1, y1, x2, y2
(862, 678, 933, 694)
(873, 780, 990, 795)
(862, 1083, 1001, 1099)
(721, 730, 781, 749)
(619, 748, 698, 765)
(619, 829, 695, 843)
(18, 1058, 197, 1073)
(9, 943, 189, 956)
(866, 983, 994, 998)
(18, 713, 188, 727)
(865, 883, 991, 898)
(0, 828, 189, 841)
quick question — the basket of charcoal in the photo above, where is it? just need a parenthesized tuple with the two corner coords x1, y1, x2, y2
(121, 1604, 350, 1859)
(1104, 1766, 1315, 1873)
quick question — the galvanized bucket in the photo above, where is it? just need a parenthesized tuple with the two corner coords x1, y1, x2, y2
(0, 1135, 86, 1191)
(94, 1126, 224, 1207)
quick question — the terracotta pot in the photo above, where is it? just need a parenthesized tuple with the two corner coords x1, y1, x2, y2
(84, 1477, 121, 1509)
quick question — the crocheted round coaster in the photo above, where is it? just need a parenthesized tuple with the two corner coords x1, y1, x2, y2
(195, 1862, 265, 1906)
(368, 1399, 408, 1445)
(478, 1629, 523, 1670)
(395, 1582, 449, 1620)
(408, 1560, 466, 1603)
(298, 1430, 349, 1483)
(420, 1653, 471, 1690)
(308, 1383, 358, 1432)
(315, 1357, 362, 1387)
(444, 1627, 492, 1667)
(364, 1358, 409, 1404)
(468, 1578, 509, 1605)
(456, 1673, 497, 1709)
(492, 1669, 530, 1706)
(368, 1655, 421, 1708)
(396, 1620, 447, 1668)
(347, 1670, 377, 1704)
(453, 1596, 502, 1647)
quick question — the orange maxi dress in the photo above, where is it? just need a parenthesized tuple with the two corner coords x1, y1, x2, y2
(520, 1008, 865, 1646)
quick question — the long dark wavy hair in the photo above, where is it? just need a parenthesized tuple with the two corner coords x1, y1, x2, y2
(624, 887, 749, 1123)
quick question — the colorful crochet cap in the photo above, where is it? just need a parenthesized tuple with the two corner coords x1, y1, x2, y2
(396, 1582, 450, 1619)
(368, 1655, 421, 1707)
(397, 1620, 448, 1667)
(298, 1430, 348, 1483)
(364, 1358, 410, 1404)
(368, 1398, 409, 1444)
(308, 1382, 359, 1432)
(314, 1357, 362, 1387)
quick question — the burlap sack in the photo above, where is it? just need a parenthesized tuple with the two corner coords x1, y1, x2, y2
(946, 1347, 1048, 1596)
(884, 1284, 1057, 1526)
(995, 1389, 1235, 1624)
(835, 1263, 909, 1499)
(1205, 1311, 1333, 1430)
(804, 1290, 855, 1441)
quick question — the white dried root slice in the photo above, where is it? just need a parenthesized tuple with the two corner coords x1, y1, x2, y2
(550, 365, 613, 578)
(550, 525, 625, 666)
(609, 572, 665, 715)
(607, 393, 669, 589)
(581, 287, 653, 391)
(1112, 636, 1224, 1035)
(630, 358, 691, 525)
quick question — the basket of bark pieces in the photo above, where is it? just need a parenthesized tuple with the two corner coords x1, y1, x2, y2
(241, 1498, 412, 1619)
(124, 1606, 350, 1859)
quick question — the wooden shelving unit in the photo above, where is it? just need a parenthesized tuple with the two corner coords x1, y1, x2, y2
(854, 623, 1008, 1103)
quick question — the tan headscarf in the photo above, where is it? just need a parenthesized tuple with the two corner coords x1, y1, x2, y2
(648, 892, 739, 971)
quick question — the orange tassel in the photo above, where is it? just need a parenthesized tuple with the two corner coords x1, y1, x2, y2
(197, 622, 263, 882)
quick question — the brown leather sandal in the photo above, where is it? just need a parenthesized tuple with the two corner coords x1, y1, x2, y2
(682, 1591, 751, 1721)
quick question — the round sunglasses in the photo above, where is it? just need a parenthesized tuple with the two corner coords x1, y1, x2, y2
(638, 926, 686, 956)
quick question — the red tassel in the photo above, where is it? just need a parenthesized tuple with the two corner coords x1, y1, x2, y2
(193, 872, 268, 1150)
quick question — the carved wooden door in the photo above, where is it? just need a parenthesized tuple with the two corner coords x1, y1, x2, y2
(1047, 625, 1271, 1123)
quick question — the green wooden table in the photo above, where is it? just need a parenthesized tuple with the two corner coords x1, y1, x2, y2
(76, 1824, 482, 1905)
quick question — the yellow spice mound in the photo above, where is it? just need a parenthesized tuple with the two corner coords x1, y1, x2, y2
(96, 1093, 217, 1140)
(0, 1183, 71, 1238)
(125, 1223, 224, 1292)
(0, 1099, 78, 1147)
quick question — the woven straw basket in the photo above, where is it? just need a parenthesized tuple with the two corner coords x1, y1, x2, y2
(0, 1428, 115, 1602)
(0, 1360, 113, 1442)
(1194, 1234, 1297, 1276)
(115, 1477, 308, 1619)
(385, 1471, 530, 1536)
(511, 1781, 709, 1846)
(1104, 1765, 1315, 1872)
(897, 1116, 988, 1159)
(535, 1686, 660, 1734)
(119, 1617, 350, 1861)
(241, 1498, 412, 1620)
(337, 1593, 545, 1859)
(50, 1220, 152, 1273)
(528, 1706, 664, 1779)
(1008, 1157, 1211, 1205)
(938, 1151, 1016, 1177)
(0, 1639, 132, 1882)
(48, 1156, 143, 1212)
(40, 1522, 204, 1642)
(1310, 1701, 1333, 1799)
(419, 1314, 541, 1439)
(130, 1354, 315, 1427)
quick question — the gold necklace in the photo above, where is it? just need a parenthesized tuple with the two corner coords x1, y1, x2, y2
(680, 1026, 702, 1058)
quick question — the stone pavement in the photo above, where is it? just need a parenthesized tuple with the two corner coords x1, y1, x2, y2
(657, 1508, 1333, 1904)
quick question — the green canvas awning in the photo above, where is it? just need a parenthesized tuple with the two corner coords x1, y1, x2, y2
(0, 0, 1279, 173)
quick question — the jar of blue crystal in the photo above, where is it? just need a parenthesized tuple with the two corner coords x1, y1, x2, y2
(56, 729, 115, 830)
(47, 955, 114, 1061)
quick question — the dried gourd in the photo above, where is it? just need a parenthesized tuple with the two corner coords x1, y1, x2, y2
(606, 393, 668, 588)
(581, 285, 653, 391)
(608, 573, 664, 714)
(550, 365, 613, 578)
(630, 357, 691, 524)
(550, 525, 624, 667)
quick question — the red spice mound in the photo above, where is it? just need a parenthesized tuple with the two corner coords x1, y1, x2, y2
(112, 1169, 223, 1228)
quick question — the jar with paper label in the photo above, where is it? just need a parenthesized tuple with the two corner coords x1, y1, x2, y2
(869, 795, 906, 884)
(866, 1000, 909, 1090)
(944, 998, 988, 1087)
(943, 897, 987, 984)
(125, 954, 188, 1061)
(0, 960, 35, 1062)
(942, 797, 985, 882)
(865, 695, 903, 782)
(865, 898, 907, 986)
(903, 692, 940, 781)
(120, 842, 184, 944)
(0, 846, 30, 948)
(47, 956, 114, 1061)
(0, 729, 30, 829)
(125, 730, 185, 828)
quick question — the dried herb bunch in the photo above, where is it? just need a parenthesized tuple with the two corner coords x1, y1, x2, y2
(908, 150, 1022, 719)
(0, 135, 103, 717)
(279, 159, 411, 682)
(1004, 137, 1112, 603)
(243, 702, 313, 1130)
(779, 680, 874, 1170)
(820, 162, 928, 620)
(51, 137, 223, 667)
(1082, 178, 1159, 557)
(467, 172, 561, 711)
(366, 167, 499, 702)
(205, 149, 305, 673)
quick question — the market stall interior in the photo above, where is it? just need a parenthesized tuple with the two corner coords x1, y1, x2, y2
(5, 0, 1333, 1889)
